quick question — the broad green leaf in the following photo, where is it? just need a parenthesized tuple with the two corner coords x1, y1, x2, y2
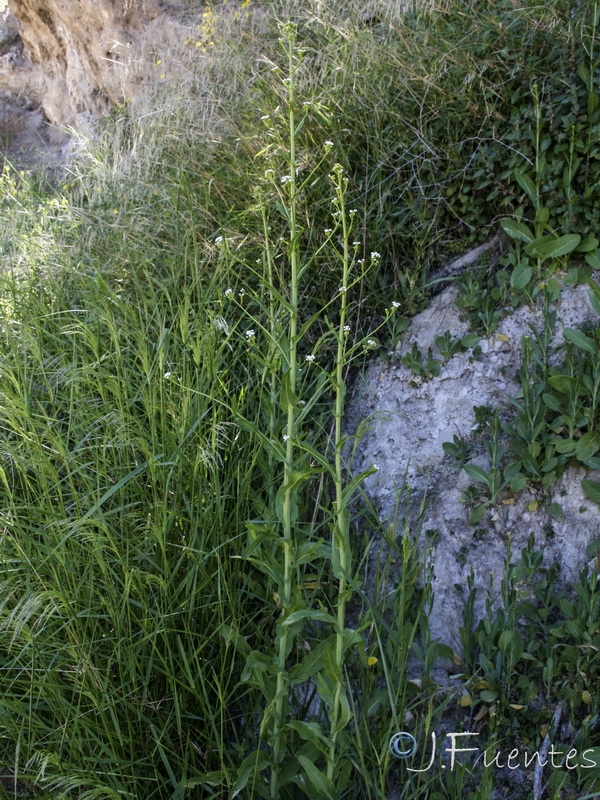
(275, 483, 299, 525)
(585, 537, 600, 558)
(288, 636, 336, 684)
(292, 539, 331, 568)
(525, 234, 581, 260)
(464, 464, 491, 488)
(564, 327, 597, 355)
(461, 332, 479, 348)
(511, 260, 532, 290)
(297, 755, 336, 800)
(553, 438, 576, 454)
(480, 689, 498, 703)
(509, 473, 527, 492)
(582, 478, 600, 504)
(231, 752, 270, 796)
(514, 169, 538, 207)
(219, 624, 251, 655)
(576, 236, 599, 253)
(534, 206, 549, 226)
(500, 218, 534, 244)
(586, 276, 600, 317)
(578, 60, 591, 86)
(468, 504, 485, 525)
(280, 370, 299, 411)
(585, 251, 600, 270)
(547, 375, 577, 394)
(541, 457, 558, 473)
(542, 392, 562, 412)
(576, 432, 600, 462)
(286, 720, 333, 752)
(548, 503, 563, 519)
(283, 608, 336, 627)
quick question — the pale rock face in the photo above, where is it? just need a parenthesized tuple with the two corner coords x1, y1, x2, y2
(5, 0, 160, 127)
(347, 278, 600, 675)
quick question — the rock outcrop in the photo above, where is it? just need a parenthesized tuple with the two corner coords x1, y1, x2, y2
(348, 269, 600, 669)
(5, 0, 159, 127)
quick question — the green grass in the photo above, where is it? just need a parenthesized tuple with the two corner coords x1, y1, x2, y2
(0, 0, 598, 797)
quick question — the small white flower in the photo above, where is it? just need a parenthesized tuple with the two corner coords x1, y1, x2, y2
(353, 241, 361, 247)
(283, 434, 290, 442)
(392, 301, 401, 309)
(298, 400, 306, 406)
(324, 140, 334, 148)
(303, 101, 311, 106)
(367, 339, 377, 347)
(261, 115, 270, 120)
(305, 354, 316, 362)
(215, 235, 224, 245)
(265, 169, 274, 177)
(281, 175, 292, 184)
(164, 371, 172, 379)
(239, 289, 245, 297)
(373, 463, 379, 471)
(338, 286, 347, 293)
(371, 251, 381, 259)
(344, 325, 351, 332)
(357, 258, 365, 265)
(324, 228, 333, 235)
(350, 209, 358, 215)
(245, 329, 255, 339)
(225, 288, 234, 297)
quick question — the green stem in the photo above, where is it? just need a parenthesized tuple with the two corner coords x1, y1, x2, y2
(271, 25, 299, 800)
(327, 165, 351, 782)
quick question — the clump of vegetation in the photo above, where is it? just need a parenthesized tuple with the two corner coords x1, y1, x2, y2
(0, 1, 598, 799)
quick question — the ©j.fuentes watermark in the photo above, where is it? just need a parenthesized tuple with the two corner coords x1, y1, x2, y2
(389, 731, 597, 772)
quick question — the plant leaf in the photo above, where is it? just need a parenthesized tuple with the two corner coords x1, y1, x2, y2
(582, 478, 600, 504)
(525, 234, 581, 260)
(563, 327, 597, 355)
(464, 464, 492, 488)
(514, 169, 538, 207)
(297, 755, 336, 800)
(500, 218, 534, 244)
(576, 432, 600, 462)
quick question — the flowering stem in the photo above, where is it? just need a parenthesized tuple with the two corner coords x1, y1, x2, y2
(260, 202, 278, 510)
(328, 164, 351, 781)
(271, 23, 299, 799)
